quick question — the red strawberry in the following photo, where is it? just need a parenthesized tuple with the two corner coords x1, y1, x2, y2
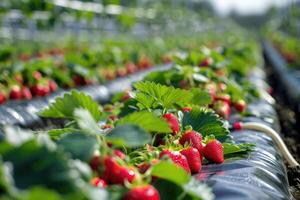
(121, 91, 131, 102)
(48, 80, 58, 92)
(30, 84, 50, 97)
(89, 155, 101, 171)
(116, 68, 127, 77)
(213, 101, 231, 119)
(0, 92, 6, 104)
(180, 147, 202, 173)
(14, 74, 23, 84)
(199, 57, 213, 67)
(114, 149, 126, 159)
(179, 130, 203, 154)
(202, 139, 224, 164)
(162, 113, 180, 134)
(206, 83, 216, 101)
(9, 85, 22, 99)
(122, 185, 160, 200)
(32, 71, 42, 80)
(234, 99, 246, 112)
(215, 94, 231, 105)
(21, 87, 32, 100)
(91, 177, 107, 188)
(103, 157, 135, 185)
(217, 83, 227, 91)
(182, 107, 192, 112)
(159, 150, 190, 174)
(125, 62, 137, 74)
(72, 75, 85, 86)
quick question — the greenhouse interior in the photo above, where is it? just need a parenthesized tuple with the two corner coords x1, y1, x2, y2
(0, 0, 300, 199)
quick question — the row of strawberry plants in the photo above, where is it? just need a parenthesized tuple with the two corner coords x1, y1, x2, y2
(0, 36, 262, 199)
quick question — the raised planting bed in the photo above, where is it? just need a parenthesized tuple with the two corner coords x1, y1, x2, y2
(262, 40, 300, 115)
(0, 64, 171, 129)
(0, 39, 295, 200)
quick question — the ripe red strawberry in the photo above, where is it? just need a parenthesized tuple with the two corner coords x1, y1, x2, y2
(199, 57, 213, 67)
(21, 86, 32, 100)
(202, 139, 224, 164)
(122, 185, 160, 200)
(213, 101, 231, 119)
(30, 84, 50, 97)
(48, 80, 58, 92)
(180, 147, 202, 173)
(215, 94, 231, 105)
(72, 75, 85, 86)
(162, 113, 180, 134)
(159, 150, 190, 174)
(138, 57, 152, 69)
(179, 130, 203, 154)
(116, 68, 127, 77)
(114, 149, 126, 159)
(89, 155, 101, 171)
(182, 107, 192, 112)
(234, 99, 246, 112)
(9, 85, 22, 99)
(0, 92, 6, 104)
(91, 177, 107, 188)
(125, 62, 137, 74)
(32, 71, 42, 80)
(103, 157, 135, 185)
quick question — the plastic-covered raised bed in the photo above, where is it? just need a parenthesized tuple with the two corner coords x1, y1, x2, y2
(0, 39, 296, 200)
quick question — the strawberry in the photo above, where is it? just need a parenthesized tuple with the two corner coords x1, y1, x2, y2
(215, 94, 231, 105)
(159, 150, 190, 174)
(217, 83, 227, 91)
(162, 113, 180, 134)
(182, 107, 192, 112)
(125, 62, 137, 74)
(72, 75, 85, 86)
(199, 57, 213, 67)
(122, 185, 160, 200)
(213, 101, 231, 119)
(180, 147, 202, 173)
(0, 92, 6, 104)
(179, 130, 203, 154)
(114, 149, 126, 159)
(32, 71, 42, 80)
(116, 68, 127, 77)
(48, 80, 58, 92)
(91, 177, 107, 188)
(121, 91, 131, 102)
(234, 99, 246, 112)
(14, 74, 23, 84)
(21, 86, 32, 100)
(89, 155, 101, 171)
(138, 57, 152, 69)
(202, 139, 224, 164)
(9, 85, 22, 99)
(30, 84, 50, 97)
(103, 156, 135, 185)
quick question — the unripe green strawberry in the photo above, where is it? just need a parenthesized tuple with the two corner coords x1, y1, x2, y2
(180, 147, 202, 174)
(122, 185, 160, 200)
(162, 113, 180, 134)
(202, 139, 224, 164)
(159, 149, 190, 174)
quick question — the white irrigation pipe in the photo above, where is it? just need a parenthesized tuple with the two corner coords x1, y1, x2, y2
(238, 122, 299, 167)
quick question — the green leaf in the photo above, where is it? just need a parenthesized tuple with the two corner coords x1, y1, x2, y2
(47, 128, 79, 140)
(151, 161, 190, 185)
(57, 133, 98, 162)
(0, 140, 88, 194)
(74, 108, 102, 135)
(133, 81, 193, 109)
(117, 111, 172, 133)
(39, 91, 101, 121)
(190, 88, 212, 106)
(106, 125, 151, 148)
(223, 143, 255, 157)
(182, 107, 229, 141)
(23, 187, 62, 200)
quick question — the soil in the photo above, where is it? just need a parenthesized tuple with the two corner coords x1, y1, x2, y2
(265, 64, 300, 200)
